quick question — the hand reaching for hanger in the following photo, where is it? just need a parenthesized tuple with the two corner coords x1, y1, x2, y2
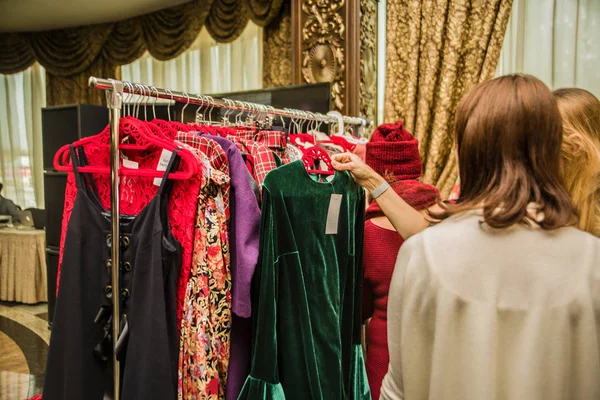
(331, 152, 433, 240)
(331, 152, 386, 192)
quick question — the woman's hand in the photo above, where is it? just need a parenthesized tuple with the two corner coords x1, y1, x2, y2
(331, 152, 386, 192)
(332, 152, 432, 239)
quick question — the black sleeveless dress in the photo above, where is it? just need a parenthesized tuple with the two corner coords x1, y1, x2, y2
(43, 146, 182, 400)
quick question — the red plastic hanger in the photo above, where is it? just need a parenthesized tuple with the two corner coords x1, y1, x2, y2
(301, 146, 335, 176)
(290, 133, 315, 146)
(54, 117, 198, 180)
(151, 119, 178, 140)
(325, 135, 355, 152)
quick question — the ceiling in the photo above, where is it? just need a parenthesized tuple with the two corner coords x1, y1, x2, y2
(0, 0, 192, 32)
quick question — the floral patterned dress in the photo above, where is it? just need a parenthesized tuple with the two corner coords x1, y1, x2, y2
(177, 134, 232, 400)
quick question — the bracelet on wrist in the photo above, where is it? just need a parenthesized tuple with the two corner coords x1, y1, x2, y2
(370, 181, 391, 199)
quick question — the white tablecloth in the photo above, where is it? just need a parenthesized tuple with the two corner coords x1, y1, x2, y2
(0, 228, 47, 303)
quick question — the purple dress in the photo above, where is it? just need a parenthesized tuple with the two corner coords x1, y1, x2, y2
(202, 134, 260, 400)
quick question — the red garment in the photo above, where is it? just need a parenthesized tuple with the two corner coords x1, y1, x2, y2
(365, 180, 440, 220)
(55, 120, 202, 308)
(365, 121, 422, 180)
(362, 220, 403, 400)
(362, 179, 439, 399)
(256, 130, 290, 164)
(226, 135, 277, 190)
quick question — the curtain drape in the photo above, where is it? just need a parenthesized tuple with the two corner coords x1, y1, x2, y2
(263, 1, 292, 88)
(0, 0, 282, 76)
(0, 0, 282, 106)
(121, 23, 263, 95)
(0, 64, 46, 208)
(384, 0, 513, 198)
(376, 0, 387, 126)
(497, 0, 600, 97)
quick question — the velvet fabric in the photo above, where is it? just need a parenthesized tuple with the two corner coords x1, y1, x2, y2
(238, 160, 370, 400)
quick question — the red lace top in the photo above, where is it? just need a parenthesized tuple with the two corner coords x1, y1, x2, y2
(56, 118, 203, 316)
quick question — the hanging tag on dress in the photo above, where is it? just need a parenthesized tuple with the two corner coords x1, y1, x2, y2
(122, 159, 138, 169)
(325, 194, 343, 235)
(153, 149, 173, 186)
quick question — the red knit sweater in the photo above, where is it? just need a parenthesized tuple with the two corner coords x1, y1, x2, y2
(362, 219, 404, 400)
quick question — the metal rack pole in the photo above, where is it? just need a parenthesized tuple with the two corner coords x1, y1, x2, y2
(89, 76, 371, 127)
(106, 79, 124, 400)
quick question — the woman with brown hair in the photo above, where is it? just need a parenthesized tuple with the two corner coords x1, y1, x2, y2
(333, 75, 600, 399)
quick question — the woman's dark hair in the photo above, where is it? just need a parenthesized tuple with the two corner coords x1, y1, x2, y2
(435, 74, 576, 229)
(0, 182, 3, 193)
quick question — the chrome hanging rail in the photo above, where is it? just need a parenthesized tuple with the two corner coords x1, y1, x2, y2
(88, 76, 371, 128)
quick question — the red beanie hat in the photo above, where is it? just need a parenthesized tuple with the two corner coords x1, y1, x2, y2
(365, 121, 422, 180)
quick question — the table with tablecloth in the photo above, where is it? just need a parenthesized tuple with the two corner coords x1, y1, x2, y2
(0, 228, 47, 303)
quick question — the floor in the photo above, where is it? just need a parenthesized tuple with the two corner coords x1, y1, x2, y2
(0, 301, 49, 400)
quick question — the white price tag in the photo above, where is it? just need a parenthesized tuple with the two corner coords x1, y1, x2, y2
(153, 149, 173, 186)
(325, 194, 343, 235)
(122, 159, 139, 169)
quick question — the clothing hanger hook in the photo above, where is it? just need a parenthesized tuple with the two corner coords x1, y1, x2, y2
(327, 111, 344, 136)
(165, 89, 174, 121)
(134, 84, 145, 119)
(271, 106, 284, 130)
(293, 110, 301, 134)
(222, 98, 232, 125)
(181, 91, 191, 123)
(285, 108, 293, 133)
(123, 82, 133, 117)
(205, 96, 215, 125)
(196, 94, 204, 125)
(237, 101, 246, 126)
(300, 110, 307, 133)
(151, 86, 159, 120)
(142, 85, 150, 120)
(244, 102, 252, 126)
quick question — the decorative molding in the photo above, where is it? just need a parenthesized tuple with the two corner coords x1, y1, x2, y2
(359, 0, 377, 122)
(263, 1, 293, 87)
(291, 0, 376, 118)
(299, 0, 346, 112)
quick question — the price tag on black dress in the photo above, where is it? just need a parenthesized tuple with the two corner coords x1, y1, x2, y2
(326, 194, 343, 235)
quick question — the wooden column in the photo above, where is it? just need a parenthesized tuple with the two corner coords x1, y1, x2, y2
(291, 0, 377, 121)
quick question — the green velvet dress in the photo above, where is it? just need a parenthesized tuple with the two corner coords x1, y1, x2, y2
(238, 160, 371, 400)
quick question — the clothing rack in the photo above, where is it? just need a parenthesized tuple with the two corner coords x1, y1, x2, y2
(89, 76, 372, 129)
(87, 76, 370, 400)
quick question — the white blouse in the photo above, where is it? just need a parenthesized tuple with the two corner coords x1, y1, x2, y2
(381, 211, 600, 400)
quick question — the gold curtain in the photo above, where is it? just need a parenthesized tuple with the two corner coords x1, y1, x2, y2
(263, 0, 292, 87)
(0, 0, 283, 105)
(384, 0, 513, 198)
(46, 55, 121, 106)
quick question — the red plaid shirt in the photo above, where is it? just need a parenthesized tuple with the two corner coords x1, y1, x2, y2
(176, 132, 230, 218)
(257, 130, 291, 164)
(226, 134, 278, 190)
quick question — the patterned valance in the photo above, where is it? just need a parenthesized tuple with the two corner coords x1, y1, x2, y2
(0, 0, 283, 76)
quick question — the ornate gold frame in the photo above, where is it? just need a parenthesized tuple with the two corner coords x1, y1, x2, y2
(291, 0, 377, 120)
